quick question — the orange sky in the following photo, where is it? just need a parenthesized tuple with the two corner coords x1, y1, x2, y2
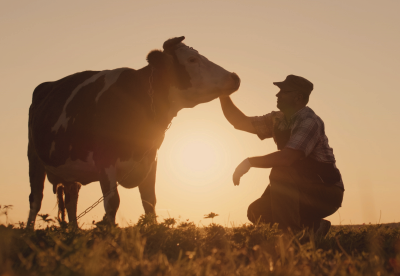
(1, 1, 399, 227)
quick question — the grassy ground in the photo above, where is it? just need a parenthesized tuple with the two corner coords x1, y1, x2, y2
(0, 213, 399, 276)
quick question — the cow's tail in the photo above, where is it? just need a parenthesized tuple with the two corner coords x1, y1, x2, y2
(56, 185, 66, 223)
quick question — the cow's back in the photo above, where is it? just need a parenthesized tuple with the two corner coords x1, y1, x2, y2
(29, 71, 102, 164)
(29, 68, 159, 177)
(30, 71, 100, 113)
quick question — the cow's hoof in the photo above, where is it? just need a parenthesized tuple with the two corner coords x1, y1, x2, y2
(57, 220, 68, 229)
(67, 220, 79, 231)
(26, 224, 35, 231)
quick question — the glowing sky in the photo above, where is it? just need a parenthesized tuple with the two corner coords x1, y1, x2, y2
(1, 1, 399, 227)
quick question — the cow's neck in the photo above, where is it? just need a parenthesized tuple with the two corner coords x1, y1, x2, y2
(141, 65, 175, 132)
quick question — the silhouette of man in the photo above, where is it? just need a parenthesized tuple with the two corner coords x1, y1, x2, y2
(219, 75, 344, 234)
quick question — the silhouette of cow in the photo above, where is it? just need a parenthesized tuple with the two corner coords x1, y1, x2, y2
(27, 37, 240, 227)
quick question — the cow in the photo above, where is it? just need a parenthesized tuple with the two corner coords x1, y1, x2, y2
(27, 36, 240, 228)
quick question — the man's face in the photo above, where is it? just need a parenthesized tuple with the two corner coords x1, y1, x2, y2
(276, 89, 299, 111)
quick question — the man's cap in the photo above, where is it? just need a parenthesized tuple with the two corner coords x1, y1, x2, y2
(273, 75, 313, 96)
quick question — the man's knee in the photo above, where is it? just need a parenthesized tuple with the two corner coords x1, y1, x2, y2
(247, 201, 259, 223)
(247, 197, 271, 224)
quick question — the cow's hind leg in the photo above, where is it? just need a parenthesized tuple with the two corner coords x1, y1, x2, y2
(56, 184, 66, 223)
(64, 182, 81, 227)
(100, 167, 120, 225)
(139, 160, 157, 216)
(27, 144, 46, 228)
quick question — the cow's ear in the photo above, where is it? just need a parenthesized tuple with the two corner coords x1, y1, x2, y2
(147, 50, 166, 68)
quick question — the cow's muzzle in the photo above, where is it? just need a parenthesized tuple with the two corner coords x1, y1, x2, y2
(223, 72, 240, 94)
(230, 73, 241, 90)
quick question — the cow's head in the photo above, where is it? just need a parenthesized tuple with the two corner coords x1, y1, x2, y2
(147, 36, 240, 116)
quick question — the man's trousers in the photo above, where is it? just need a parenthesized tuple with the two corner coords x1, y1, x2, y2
(247, 166, 344, 231)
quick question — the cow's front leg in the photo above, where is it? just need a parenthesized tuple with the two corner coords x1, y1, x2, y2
(139, 160, 157, 215)
(100, 167, 120, 225)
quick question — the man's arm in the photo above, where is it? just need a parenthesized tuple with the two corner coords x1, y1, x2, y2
(233, 149, 304, 185)
(219, 96, 257, 134)
(248, 148, 304, 168)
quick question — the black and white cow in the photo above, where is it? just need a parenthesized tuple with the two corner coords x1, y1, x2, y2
(27, 37, 240, 227)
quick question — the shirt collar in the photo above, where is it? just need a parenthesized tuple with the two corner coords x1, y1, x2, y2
(285, 106, 309, 123)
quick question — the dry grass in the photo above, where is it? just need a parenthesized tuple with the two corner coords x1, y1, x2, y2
(0, 213, 399, 276)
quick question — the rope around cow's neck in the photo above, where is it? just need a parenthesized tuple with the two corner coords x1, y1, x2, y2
(148, 66, 156, 119)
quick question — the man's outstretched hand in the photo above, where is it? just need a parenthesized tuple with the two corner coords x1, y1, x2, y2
(233, 158, 252, 186)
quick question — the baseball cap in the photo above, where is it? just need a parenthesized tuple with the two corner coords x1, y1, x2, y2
(273, 75, 313, 96)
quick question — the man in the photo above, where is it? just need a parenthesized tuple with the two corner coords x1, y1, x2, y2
(219, 75, 344, 234)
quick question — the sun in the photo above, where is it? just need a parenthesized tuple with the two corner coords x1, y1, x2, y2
(164, 132, 229, 187)
(177, 138, 220, 175)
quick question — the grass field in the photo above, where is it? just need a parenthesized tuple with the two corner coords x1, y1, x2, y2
(1, 210, 399, 276)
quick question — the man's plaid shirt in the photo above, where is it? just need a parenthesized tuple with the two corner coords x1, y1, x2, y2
(251, 107, 336, 163)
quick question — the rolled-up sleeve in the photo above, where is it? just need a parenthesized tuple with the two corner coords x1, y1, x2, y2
(250, 112, 276, 140)
(285, 118, 321, 157)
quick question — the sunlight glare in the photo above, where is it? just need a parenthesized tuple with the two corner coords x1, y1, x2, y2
(178, 138, 219, 174)
(169, 133, 229, 187)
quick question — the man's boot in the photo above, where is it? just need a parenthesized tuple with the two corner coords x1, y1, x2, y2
(315, 219, 331, 239)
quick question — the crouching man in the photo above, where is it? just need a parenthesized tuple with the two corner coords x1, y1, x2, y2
(219, 75, 344, 235)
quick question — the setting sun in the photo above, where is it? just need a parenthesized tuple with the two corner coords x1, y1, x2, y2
(177, 138, 219, 176)
(164, 130, 230, 187)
